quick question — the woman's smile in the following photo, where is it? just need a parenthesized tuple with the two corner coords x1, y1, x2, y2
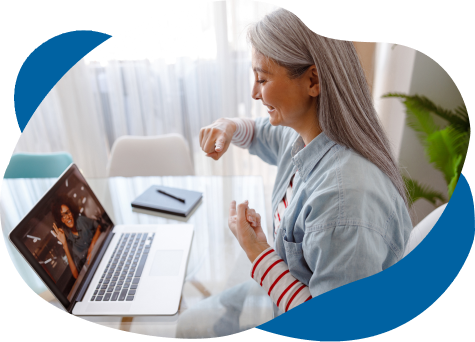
(60, 204, 75, 228)
(251, 49, 321, 144)
(264, 103, 276, 114)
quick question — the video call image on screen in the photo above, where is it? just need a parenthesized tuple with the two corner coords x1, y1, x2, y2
(21, 170, 113, 300)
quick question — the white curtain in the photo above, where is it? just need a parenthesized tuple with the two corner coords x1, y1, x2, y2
(14, 0, 278, 233)
(20, 3, 428, 233)
(372, 43, 417, 159)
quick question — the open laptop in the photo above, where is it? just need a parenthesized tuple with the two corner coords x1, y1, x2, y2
(9, 163, 193, 316)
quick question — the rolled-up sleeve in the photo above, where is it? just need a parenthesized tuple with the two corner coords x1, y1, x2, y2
(248, 117, 286, 166)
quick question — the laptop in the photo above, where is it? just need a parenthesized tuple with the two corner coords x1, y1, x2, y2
(8, 163, 193, 316)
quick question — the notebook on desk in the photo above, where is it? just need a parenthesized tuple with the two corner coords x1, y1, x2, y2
(9, 164, 193, 316)
(131, 185, 202, 217)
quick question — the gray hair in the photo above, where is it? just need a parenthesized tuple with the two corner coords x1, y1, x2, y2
(247, 8, 408, 208)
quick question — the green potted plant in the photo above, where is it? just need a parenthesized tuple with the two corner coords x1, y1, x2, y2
(383, 93, 470, 207)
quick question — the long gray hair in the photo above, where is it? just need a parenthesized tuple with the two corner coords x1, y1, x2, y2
(248, 8, 408, 207)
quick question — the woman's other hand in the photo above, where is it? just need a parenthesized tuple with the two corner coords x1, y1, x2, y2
(199, 118, 237, 160)
(228, 200, 270, 263)
(246, 207, 260, 228)
(52, 223, 67, 245)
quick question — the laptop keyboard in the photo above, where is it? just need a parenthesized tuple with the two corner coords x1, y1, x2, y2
(91, 232, 155, 302)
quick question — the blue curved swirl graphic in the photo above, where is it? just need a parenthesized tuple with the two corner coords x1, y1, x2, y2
(258, 174, 474, 340)
(12, 29, 474, 341)
(14, 31, 111, 132)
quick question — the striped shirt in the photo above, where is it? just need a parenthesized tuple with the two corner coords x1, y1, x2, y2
(229, 118, 254, 149)
(274, 174, 294, 238)
(251, 247, 312, 313)
(230, 117, 312, 312)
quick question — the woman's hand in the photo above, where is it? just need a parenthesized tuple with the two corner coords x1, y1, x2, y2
(53, 222, 79, 278)
(199, 118, 237, 160)
(228, 200, 270, 263)
(52, 223, 67, 245)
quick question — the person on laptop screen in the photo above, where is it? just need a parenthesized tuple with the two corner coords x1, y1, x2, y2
(51, 194, 102, 279)
(18, 170, 113, 301)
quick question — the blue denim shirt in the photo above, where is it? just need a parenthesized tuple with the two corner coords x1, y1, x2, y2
(249, 117, 412, 297)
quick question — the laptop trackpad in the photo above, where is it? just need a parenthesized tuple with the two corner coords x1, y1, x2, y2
(149, 250, 183, 277)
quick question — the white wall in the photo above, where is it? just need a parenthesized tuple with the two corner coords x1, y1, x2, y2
(398, 51, 465, 225)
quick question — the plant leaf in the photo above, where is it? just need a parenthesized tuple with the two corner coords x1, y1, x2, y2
(404, 98, 439, 144)
(383, 93, 470, 133)
(453, 104, 470, 131)
(403, 176, 446, 207)
(447, 155, 463, 199)
(457, 128, 472, 175)
(384, 93, 470, 202)
(425, 127, 468, 186)
(383, 93, 439, 144)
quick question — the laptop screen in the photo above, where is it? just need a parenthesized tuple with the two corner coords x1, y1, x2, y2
(9, 164, 114, 308)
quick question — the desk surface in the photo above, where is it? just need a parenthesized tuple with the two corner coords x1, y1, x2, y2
(1, 176, 274, 338)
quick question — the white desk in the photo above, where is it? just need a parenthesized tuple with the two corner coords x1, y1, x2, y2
(1, 176, 274, 338)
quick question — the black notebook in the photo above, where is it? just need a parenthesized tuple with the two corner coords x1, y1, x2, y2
(131, 185, 203, 217)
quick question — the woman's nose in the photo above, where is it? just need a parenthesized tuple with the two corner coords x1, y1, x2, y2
(251, 83, 261, 100)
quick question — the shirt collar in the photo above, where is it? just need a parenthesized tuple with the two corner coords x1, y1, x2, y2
(291, 132, 336, 182)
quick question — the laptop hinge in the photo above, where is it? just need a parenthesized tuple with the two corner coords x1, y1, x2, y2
(67, 232, 116, 313)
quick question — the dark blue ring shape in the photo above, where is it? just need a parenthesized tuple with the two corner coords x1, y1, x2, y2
(13, 31, 474, 341)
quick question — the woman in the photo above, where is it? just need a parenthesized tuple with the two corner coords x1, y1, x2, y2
(199, 9, 412, 314)
(51, 194, 102, 279)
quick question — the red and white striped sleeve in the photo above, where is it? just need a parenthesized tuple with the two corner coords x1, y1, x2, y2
(251, 247, 312, 313)
(229, 118, 255, 149)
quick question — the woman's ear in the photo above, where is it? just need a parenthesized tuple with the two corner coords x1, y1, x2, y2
(308, 66, 320, 97)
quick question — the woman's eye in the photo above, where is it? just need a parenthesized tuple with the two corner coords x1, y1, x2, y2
(256, 79, 266, 84)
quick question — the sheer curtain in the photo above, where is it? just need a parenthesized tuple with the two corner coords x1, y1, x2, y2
(372, 43, 417, 160)
(14, 0, 278, 233)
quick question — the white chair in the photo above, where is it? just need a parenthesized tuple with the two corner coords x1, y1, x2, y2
(403, 203, 448, 257)
(106, 134, 195, 177)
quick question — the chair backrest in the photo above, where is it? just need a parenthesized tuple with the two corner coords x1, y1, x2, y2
(4, 152, 73, 178)
(106, 134, 195, 177)
(403, 203, 448, 257)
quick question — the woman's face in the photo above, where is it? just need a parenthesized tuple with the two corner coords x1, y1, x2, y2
(251, 50, 320, 130)
(60, 204, 75, 228)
